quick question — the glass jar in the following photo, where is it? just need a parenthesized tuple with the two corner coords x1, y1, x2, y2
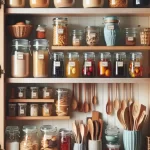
(82, 52, 96, 77)
(104, 16, 120, 46)
(18, 103, 27, 116)
(83, 0, 104, 7)
(133, 0, 150, 7)
(30, 87, 39, 99)
(106, 144, 120, 150)
(85, 26, 100, 46)
(11, 39, 30, 78)
(33, 39, 49, 77)
(140, 28, 150, 46)
(59, 129, 71, 150)
(55, 89, 69, 116)
(53, 18, 68, 46)
(66, 52, 80, 78)
(51, 52, 64, 77)
(30, 104, 39, 116)
(71, 30, 84, 46)
(42, 103, 52, 116)
(113, 52, 127, 77)
(5, 126, 20, 150)
(54, 0, 75, 7)
(40, 125, 58, 150)
(8, 104, 17, 117)
(97, 52, 111, 77)
(109, 0, 128, 7)
(17, 87, 26, 99)
(42, 87, 53, 99)
(29, 0, 50, 8)
(6, 0, 25, 8)
(36, 25, 46, 39)
(20, 125, 39, 150)
(125, 28, 137, 46)
(129, 52, 143, 78)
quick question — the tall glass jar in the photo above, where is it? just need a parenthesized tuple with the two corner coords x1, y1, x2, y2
(11, 39, 30, 78)
(97, 52, 111, 77)
(5, 126, 20, 150)
(129, 52, 143, 78)
(108, 0, 128, 7)
(66, 52, 80, 78)
(20, 125, 39, 150)
(85, 26, 100, 46)
(55, 89, 69, 116)
(82, 52, 96, 77)
(53, 18, 68, 46)
(113, 52, 127, 77)
(51, 52, 64, 77)
(33, 39, 49, 77)
(83, 0, 104, 7)
(104, 16, 120, 46)
(40, 125, 58, 150)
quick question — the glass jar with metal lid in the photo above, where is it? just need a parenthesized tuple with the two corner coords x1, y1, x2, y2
(97, 52, 111, 77)
(66, 52, 80, 78)
(11, 39, 31, 78)
(129, 52, 143, 78)
(17, 87, 26, 99)
(53, 18, 68, 46)
(40, 125, 58, 150)
(30, 87, 39, 99)
(51, 52, 64, 77)
(33, 39, 49, 77)
(5, 126, 20, 150)
(85, 26, 100, 46)
(20, 125, 39, 150)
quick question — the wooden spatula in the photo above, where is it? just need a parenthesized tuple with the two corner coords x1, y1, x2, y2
(88, 118, 94, 140)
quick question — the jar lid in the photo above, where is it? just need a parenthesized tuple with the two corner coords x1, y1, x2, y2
(83, 52, 95, 57)
(104, 16, 119, 23)
(30, 87, 39, 90)
(52, 52, 64, 59)
(59, 128, 71, 136)
(43, 87, 52, 90)
(56, 88, 68, 93)
(85, 26, 100, 31)
(23, 125, 37, 133)
(30, 104, 39, 106)
(6, 126, 20, 134)
(12, 39, 30, 48)
(99, 52, 111, 59)
(18, 87, 26, 90)
(53, 17, 68, 23)
(18, 103, 27, 106)
(36, 24, 46, 31)
(67, 52, 79, 58)
(9, 103, 16, 106)
(33, 39, 49, 47)
(130, 52, 142, 59)
(72, 30, 83, 35)
(125, 28, 137, 33)
(40, 125, 57, 133)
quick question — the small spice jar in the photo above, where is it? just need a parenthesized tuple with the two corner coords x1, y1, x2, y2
(17, 87, 26, 99)
(129, 52, 143, 78)
(66, 52, 80, 78)
(71, 30, 84, 46)
(140, 28, 150, 46)
(29, 0, 50, 8)
(42, 87, 53, 99)
(51, 52, 64, 77)
(30, 87, 39, 99)
(18, 103, 27, 116)
(53, 18, 68, 46)
(97, 52, 111, 77)
(85, 26, 100, 46)
(83, 0, 104, 7)
(36, 25, 46, 39)
(108, 0, 128, 7)
(125, 28, 137, 46)
(30, 104, 39, 116)
(8, 104, 17, 117)
(82, 52, 96, 77)
(113, 52, 127, 77)
(42, 103, 52, 116)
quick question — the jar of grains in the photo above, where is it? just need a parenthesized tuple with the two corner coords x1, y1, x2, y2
(6, 0, 25, 8)
(83, 0, 104, 8)
(66, 52, 80, 78)
(40, 125, 58, 150)
(54, 0, 75, 7)
(140, 28, 150, 45)
(33, 39, 49, 77)
(53, 18, 68, 46)
(17, 87, 26, 99)
(42, 87, 53, 99)
(85, 26, 100, 46)
(5, 126, 20, 150)
(71, 30, 84, 46)
(30, 87, 39, 99)
(30, 104, 39, 116)
(8, 104, 17, 117)
(51, 52, 64, 77)
(11, 39, 30, 78)
(55, 89, 69, 116)
(42, 103, 52, 116)
(108, 0, 128, 7)
(20, 125, 39, 150)
(29, 0, 50, 8)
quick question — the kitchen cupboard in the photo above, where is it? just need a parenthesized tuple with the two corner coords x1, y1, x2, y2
(1, 0, 150, 149)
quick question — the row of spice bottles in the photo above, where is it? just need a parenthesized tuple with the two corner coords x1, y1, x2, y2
(5, 125, 71, 150)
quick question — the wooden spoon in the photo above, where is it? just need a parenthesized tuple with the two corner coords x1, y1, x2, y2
(92, 83, 97, 106)
(88, 84, 91, 112)
(78, 83, 83, 112)
(80, 123, 85, 143)
(84, 84, 89, 113)
(117, 109, 127, 129)
(84, 124, 88, 142)
(121, 83, 127, 110)
(113, 83, 120, 110)
(124, 107, 131, 130)
(137, 110, 146, 130)
(72, 83, 78, 111)
(88, 118, 94, 140)
(72, 121, 78, 143)
(99, 119, 103, 140)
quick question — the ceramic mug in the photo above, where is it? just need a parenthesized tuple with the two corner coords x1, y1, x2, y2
(123, 130, 141, 150)
(88, 140, 102, 150)
(73, 143, 83, 150)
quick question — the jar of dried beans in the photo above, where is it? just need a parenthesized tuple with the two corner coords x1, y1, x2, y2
(36, 25, 46, 39)
(53, 18, 68, 46)
(140, 28, 150, 46)
(129, 52, 143, 78)
(108, 0, 128, 7)
(11, 39, 31, 78)
(97, 52, 111, 77)
(33, 39, 49, 77)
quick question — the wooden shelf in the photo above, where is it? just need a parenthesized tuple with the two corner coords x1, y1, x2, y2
(51, 46, 150, 51)
(6, 116, 70, 120)
(5, 8, 150, 16)
(9, 99, 54, 103)
(6, 78, 150, 83)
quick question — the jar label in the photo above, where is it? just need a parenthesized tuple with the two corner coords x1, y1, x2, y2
(75, 38, 80, 43)
(101, 61, 108, 67)
(128, 37, 134, 41)
(17, 54, 24, 60)
(54, 61, 60, 67)
(32, 92, 37, 97)
(18, 92, 23, 98)
(20, 107, 24, 114)
(107, 25, 114, 30)
(118, 61, 123, 67)
(85, 61, 92, 67)
(58, 29, 64, 34)
(44, 92, 50, 97)
(38, 54, 44, 59)
(135, 62, 140, 67)
(90, 33, 96, 38)
(69, 62, 75, 67)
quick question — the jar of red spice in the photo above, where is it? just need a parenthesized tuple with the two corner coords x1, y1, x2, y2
(36, 25, 46, 39)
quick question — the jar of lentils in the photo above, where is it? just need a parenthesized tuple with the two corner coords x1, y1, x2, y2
(53, 18, 68, 46)
(108, 0, 128, 7)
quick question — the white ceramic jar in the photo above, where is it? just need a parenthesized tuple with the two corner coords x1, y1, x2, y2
(83, 0, 104, 8)
(6, 0, 25, 8)
(54, 0, 75, 8)
(29, 0, 50, 8)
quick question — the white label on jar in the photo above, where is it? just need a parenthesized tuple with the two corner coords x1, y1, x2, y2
(118, 61, 123, 67)
(38, 54, 44, 59)
(54, 61, 60, 67)
(20, 107, 24, 115)
(45, 92, 50, 97)
(75, 38, 80, 43)
(44, 135, 52, 139)
(107, 25, 114, 30)
(112, 0, 116, 4)
(58, 29, 64, 34)
(32, 92, 37, 97)
(101, 61, 108, 67)
(135, 62, 140, 67)
(85, 61, 92, 67)
(128, 37, 134, 41)
(90, 33, 96, 38)
(18, 92, 23, 98)
(136, 0, 140, 4)
(17, 54, 24, 60)
(69, 62, 75, 67)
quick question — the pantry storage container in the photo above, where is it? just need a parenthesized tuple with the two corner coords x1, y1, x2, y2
(29, 0, 50, 8)
(17, 87, 26, 99)
(108, 0, 128, 7)
(36, 25, 46, 39)
(42, 103, 52, 116)
(42, 87, 53, 99)
(30, 87, 39, 99)
(54, 0, 75, 7)
(83, 0, 104, 7)
(30, 104, 39, 116)
(8, 104, 17, 117)
(6, 0, 25, 8)
(140, 28, 150, 45)
(18, 103, 27, 116)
